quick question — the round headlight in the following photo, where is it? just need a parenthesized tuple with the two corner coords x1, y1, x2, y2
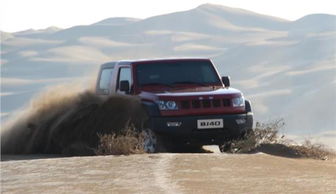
(232, 97, 245, 107)
(166, 101, 177, 110)
(157, 101, 167, 110)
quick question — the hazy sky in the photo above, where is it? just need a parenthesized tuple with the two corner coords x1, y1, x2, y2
(1, 0, 335, 32)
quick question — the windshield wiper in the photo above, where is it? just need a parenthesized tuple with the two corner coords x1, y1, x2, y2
(141, 83, 172, 87)
(171, 81, 208, 86)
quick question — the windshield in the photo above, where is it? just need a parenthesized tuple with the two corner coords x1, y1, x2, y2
(135, 60, 221, 87)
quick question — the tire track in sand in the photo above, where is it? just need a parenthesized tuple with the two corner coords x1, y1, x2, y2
(153, 154, 183, 194)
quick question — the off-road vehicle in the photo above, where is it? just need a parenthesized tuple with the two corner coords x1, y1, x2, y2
(96, 58, 253, 152)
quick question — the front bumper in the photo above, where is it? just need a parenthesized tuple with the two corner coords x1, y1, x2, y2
(149, 113, 253, 145)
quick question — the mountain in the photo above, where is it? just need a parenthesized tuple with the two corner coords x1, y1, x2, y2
(92, 17, 140, 26)
(1, 31, 14, 40)
(292, 14, 336, 31)
(13, 26, 62, 36)
(1, 3, 336, 146)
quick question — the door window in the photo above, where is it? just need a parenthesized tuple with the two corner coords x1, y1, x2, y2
(117, 67, 132, 91)
(98, 68, 113, 94)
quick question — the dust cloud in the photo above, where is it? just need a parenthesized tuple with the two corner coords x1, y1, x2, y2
(1, 85, 147, 156)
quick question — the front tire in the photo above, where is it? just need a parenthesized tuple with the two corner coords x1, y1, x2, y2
(140, 129, 157, 153)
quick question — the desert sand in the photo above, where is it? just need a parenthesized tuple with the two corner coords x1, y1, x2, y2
(2, 152, 336, 194)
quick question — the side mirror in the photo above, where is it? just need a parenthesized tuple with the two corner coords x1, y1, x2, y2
(119, 80, 130, 93)
(222, 76, 230, 87)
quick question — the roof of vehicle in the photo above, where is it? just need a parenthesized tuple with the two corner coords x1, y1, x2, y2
(100, 57, 211, 68)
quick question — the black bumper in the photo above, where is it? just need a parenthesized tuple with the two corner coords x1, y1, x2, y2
(149, 113, 253, 145)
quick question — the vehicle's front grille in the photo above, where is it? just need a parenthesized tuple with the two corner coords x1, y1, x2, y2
(180, 98, 231, 109)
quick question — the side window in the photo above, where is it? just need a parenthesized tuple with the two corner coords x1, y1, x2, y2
(98, 68, 113, 94)
(117, 67, 132, 91)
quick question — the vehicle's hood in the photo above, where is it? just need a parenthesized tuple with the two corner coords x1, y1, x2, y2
(139, 87, 242, 101)
(155, 87, 242, 96)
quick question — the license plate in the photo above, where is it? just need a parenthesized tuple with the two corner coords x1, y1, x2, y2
(197, 119, 223, 129)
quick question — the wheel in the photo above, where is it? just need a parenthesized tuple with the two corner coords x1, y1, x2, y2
(141, 129, 185, 153)
(140, 128, 157, 153)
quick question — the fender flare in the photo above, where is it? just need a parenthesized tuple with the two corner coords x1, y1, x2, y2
(142, 101, 161, 117)
(245, 100, 252, 113)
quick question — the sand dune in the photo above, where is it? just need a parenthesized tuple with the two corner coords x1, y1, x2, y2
(1, 153, 336, 193)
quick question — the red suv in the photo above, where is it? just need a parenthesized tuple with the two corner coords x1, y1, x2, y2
(96, 58, 253, 151)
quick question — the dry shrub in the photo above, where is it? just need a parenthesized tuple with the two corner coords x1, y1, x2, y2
(95, 126, 146, 155)
(288, 140, 335, 160)
(223, 119, 285, 153)
(253, 119, 285, 144)
(223, 119, 335, 160)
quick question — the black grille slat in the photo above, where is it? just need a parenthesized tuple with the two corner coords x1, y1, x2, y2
(213, 99, 220, 107)
(182, 98, 231, 109)
(181, 100, 190, 109)
(192, 100, 201, 108)
(223, 99, 231, 107)
(202, 99, 211, 108)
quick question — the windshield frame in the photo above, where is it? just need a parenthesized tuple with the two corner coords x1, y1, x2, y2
(132, 59, 223, 92)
